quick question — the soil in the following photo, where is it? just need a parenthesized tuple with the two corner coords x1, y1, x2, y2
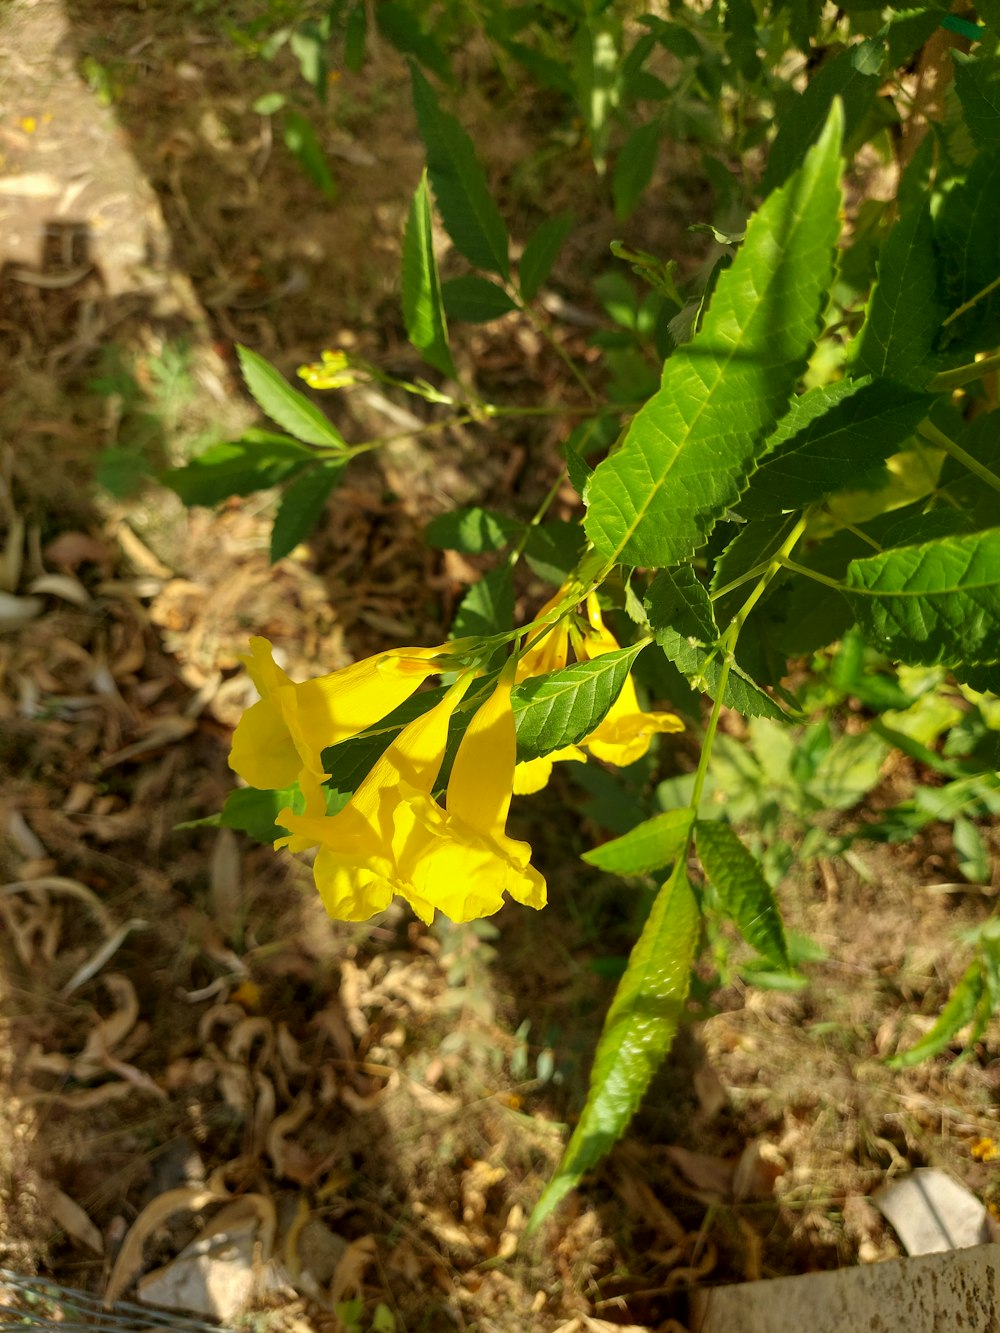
(1, 3, 999, 1332)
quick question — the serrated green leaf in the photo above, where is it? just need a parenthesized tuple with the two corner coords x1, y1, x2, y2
(270, 460, 344, 561)
(935, 148, 1000, 351)
(512, 642, 647, 760)
(613, 120, 661, 221)
(584, 102, 844, 568)
(526, 861, 699, 1233)
(953, 52, 1000, 148)
(441, 274, 518, 322)
(851, 197, 942, 385)
(402, 172, 456, 377)
(740, 379, 934, 518)
(236, 345, 346, 447)
(696, 819, 789, 970)
(582, 807, 694, 876)
(161, 433, 313, 506)
(646, 568, 790, 720)
(519, 213, 574, 302)
(323, 688, 448, 795)
(887, 959, 984, 1068)
(762, 39, 882, 193)
(844, 530, 1000, 666)
(424, 507, 524, 553)
(711, 514, 800, 609)
(411, 65, 509, 278)
(523, 521, 586, 586)
(282, 110, 336, 197)
(452, 565, 515, 640)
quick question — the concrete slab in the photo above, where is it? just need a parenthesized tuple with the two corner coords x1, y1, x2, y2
(691, 1242, 1000, 1333)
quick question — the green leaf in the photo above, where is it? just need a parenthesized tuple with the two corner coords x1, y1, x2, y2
(376, 0, 452, 83)
(402, 171, 456, 377)
(851, 197, 942, 385)
(953, 52, 1000, 148)
(844, 530, 1000, 666)
(582, 807, 695, 876)
(526, 861, 699, 1233)
(161, 433, 313, 506)
(344, 1, 367, 72)
(424, 507, 524, 553)
(441, 274, 518, 322)
(887, 960, 984, 1068)
(410, 65, 510, 278)
(519, 213, 574, 302)
(236, 345, 346, 448)
(216, 784, 342, 844)
(323, 688, 448, 795)
(282, 109, 336, 197)
(290, 22, 328, 101)
(711, 514, 800, 612)
(740, 379, 935, 518)
(512, 642, 647, 760)
(253, 92, 286, 115)
(584, 102, 844, 568)
(270, 460, 344, 561)
(646, 568, 790, 720)
(574, 20, 620, 175)
(935, 148, 1000, 351)
(762, 39, 882, 193)
(523, 521, 586, 586)
(696, 819, 789, 970)
(613, 120, 661, 221)
(452, 565, 515, 640)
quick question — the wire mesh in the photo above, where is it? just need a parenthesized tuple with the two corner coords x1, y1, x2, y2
(0, 1270, 230, 1333)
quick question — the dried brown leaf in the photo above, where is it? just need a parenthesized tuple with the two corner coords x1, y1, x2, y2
(328, 1234, 376, 1309)
(38, 1181, 104, 1255)
(104, 1186, 228, 1306)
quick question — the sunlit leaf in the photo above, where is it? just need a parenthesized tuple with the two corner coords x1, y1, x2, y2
(526, 861, 699, 1232)
(236, 345, 346, 447)
(696, 820, 789, 968)
(402, 171, 456, 377)
(584, 102, 844, 567)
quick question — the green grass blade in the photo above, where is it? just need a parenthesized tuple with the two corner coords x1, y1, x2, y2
(402, 171, 456, 377)
(236, 345, 346, 448)
(584, 101, 844, 568)
(844, 529, 1000, 666)
(526, 861, 699, 1233)
(411, 65, 510, 278)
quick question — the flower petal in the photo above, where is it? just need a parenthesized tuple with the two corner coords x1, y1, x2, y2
(447, 675, 516, 839)
(513, 745, 586, 795)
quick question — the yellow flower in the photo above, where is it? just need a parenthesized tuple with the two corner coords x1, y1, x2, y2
(297, 349, 359, 390)
(229, 637, 445, 799)
(575, 594, 684, 766)
(276, 668, 546, 924)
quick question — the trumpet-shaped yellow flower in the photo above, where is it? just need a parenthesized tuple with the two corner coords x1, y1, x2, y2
(276, 669, 546, 924)
(575, 594, 684, 766)
(229, 637, 445, 798)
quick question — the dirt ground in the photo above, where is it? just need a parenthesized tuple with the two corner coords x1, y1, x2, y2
(2, 2, 999, 1331)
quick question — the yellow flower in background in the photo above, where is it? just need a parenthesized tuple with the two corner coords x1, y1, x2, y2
(276, 668, 546, 924)
(297, 349, 359, 390)
(228, 636, 445, 799)
(575, 593, 684, 766)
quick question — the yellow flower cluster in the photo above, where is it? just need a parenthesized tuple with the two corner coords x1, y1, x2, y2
(228, 589, 682, 925)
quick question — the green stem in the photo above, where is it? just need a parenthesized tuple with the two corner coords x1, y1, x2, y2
(918, 419, 1000, 497)
(690, 516, 807, 817)
(518, 298, 600, 406)
(929, 351, 1000, 391)
(778, 558, 843, 590)
(943, 274, 1000, 328)
(509, 469, 567, 566)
